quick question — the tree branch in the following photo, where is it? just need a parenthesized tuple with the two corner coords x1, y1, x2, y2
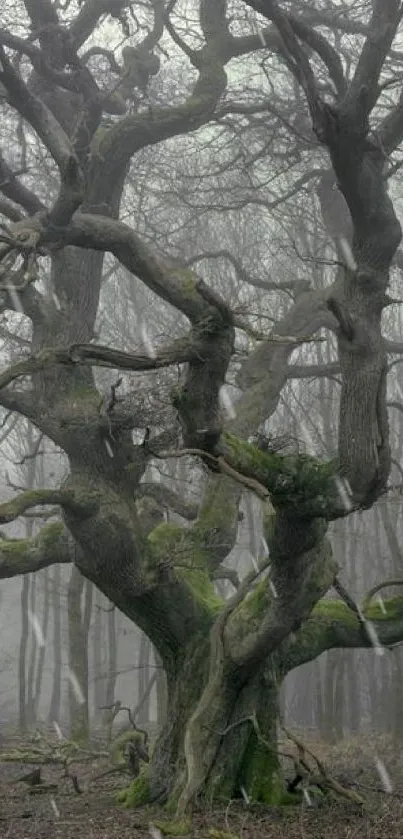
(344, 0, 403, 121)
(57, 214, 227, 323)
(136, 483, 199, 520)
(0, 521, 71, 580)
(0, 47, 84, 226)
(280, 596, 403, 672)
(0, 488, 98, 524)
(0, 152, 46, 215)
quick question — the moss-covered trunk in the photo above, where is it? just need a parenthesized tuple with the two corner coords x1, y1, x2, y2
(122, 637, 285, 809)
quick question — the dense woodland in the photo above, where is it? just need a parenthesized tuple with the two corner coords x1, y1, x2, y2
(1, 0, 403, 824)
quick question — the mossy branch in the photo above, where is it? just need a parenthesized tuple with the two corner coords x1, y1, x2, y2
(280, 596, 403, 672)
(0, 521, 71, 579)
(155, 433, 354, 519)
(0, 488, 98, 525)
(362, 579, 403, 611)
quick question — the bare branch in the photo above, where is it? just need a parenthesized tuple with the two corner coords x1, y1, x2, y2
(0, 152, 46, 215)
(345, 1, 403, 120)
(0, 47, 84, 225)
(136, 483, 199, 520)
(58, 214, 227, 322)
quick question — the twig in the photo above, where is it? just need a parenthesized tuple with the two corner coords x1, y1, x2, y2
(149, 445, 273, 503)
(281, 725, 364, 805)
(362, 579, 403, 612)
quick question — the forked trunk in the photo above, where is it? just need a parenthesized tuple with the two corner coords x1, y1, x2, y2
(121, 638, 285, 810)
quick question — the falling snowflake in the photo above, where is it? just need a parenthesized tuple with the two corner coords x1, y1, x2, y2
(67, 668, 86, 705)
(27, 609, 46, 648)
(299, 420, 316, 454)
(240, 785, 250, 804)
(363, 619, 384, 657)
(140, 323, 156, 359)
(334, 475, 353, 511)
(375, 757, 393, 793)
(249, 553, 260, 574)
(52, 721, 64, 740)
(52, 291, 61, 310)
(50, 797, 60, 818)
(219, 385, 237, 420)
(269, 579, 278, 599)
(257, 30, 267, 47)
(339, 237, 357, 271)
(104, 438, 114, 458)
(7, 286, 24, 313)
(303, 788, 312, 806)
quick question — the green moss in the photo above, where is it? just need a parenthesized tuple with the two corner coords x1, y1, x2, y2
(170, 267, 197, 296)
(220, 432, 339, 516)
(39, 521, 65, 546)
(148, 522, 184, 559)
(176, 565, 223, 614)
(190, 475, 238, 558)
(148, 522, 224, 615)
(0, 512, 63, 559)
(110, 730, 146, 766)
(117, 768, 150, 807)
(312, 600, 358, 622)
(0, 537, 29, 556)
(311, 595, 403, 626)
(365, 597, 403, 621)
(153, 819, 191, 835)
(240, 737, 286, 804)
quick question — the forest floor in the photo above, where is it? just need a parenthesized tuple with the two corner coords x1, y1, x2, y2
(1, 732, 403, 838)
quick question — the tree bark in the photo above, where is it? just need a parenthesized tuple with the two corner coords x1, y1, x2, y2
(67, 564, 90, 743)
(48, 563, 62, 724)
(125, 636, 285, 809)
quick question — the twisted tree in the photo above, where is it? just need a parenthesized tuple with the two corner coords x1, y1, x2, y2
(1, 0, 403, 812)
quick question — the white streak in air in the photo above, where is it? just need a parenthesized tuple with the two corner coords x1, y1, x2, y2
(240, 785, 250, 804)
(250, 553, 260, 574)
(257, 30, 267, 47)
(303, 788, 312, 806)
(140, 324, 156, 359)
(375, 757, 393, 793)
(50, 797, 60, 818)
(393, 380, 403, 403)
(334, 475, 353, 511)
(52, 292, 61, 311)
(339, 237, 357, 271)
(377, 595, 387, 615)
(363, 619, 384, 656)
(27, 609, 46, 648)
(261, 535, 269, 557)
(269, 579, 278, 599)
(104, 438, 114, 458)
(149, 826, 163, 839)
(67, 668, 86, 705)
(299, 420, 316, 454)
(53, 721, 64, 740)
(219, 385, 237, 420)
(7, 286, 24, 313)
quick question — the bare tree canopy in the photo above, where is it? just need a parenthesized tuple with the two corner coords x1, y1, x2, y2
(1, 0, 403, 813)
